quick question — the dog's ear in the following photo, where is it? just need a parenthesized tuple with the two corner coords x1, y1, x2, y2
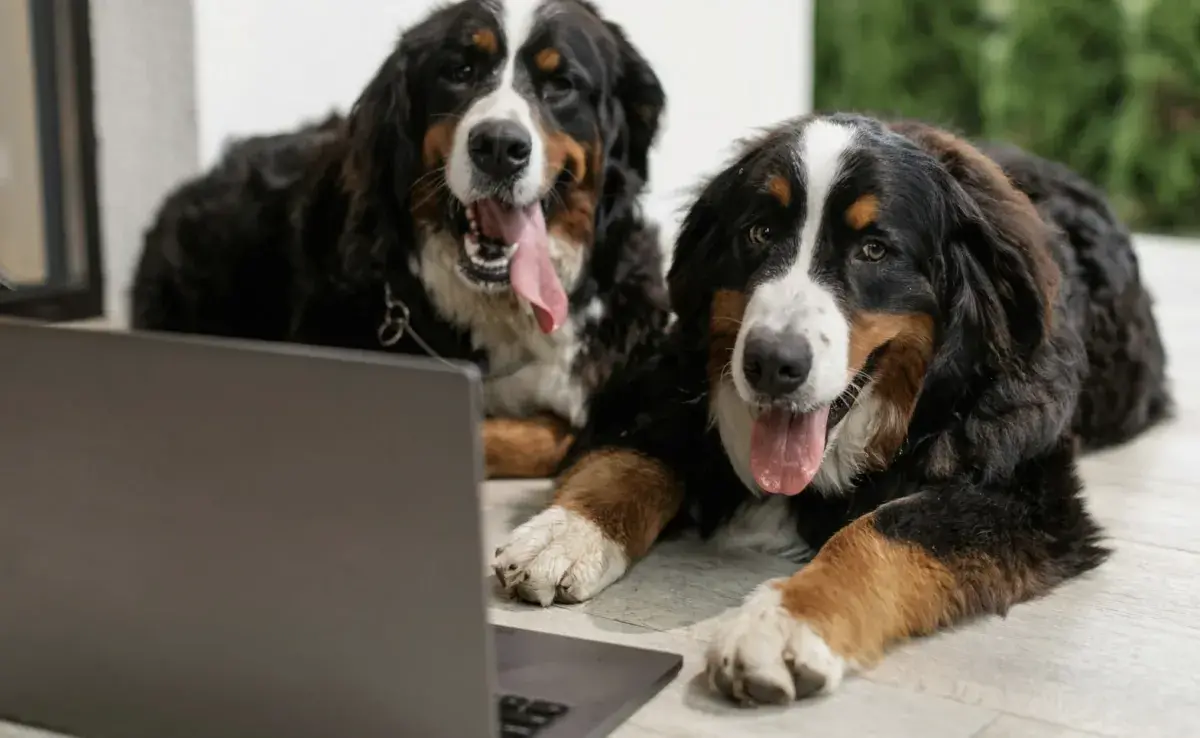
(892, 122, 1060, 366)
(667, 163, 744, 327)
(604, 20, 665, 182)
(342, 46, 418, 219)
(338, 44, 421, 278)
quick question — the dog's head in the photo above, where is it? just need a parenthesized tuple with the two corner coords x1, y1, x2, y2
(343, 0, 664, 334)
(670, 114, 1060, 495)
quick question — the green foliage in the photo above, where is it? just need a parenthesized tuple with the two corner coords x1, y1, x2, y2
(1107, 0, 1200, 232)
(814, 0, 1200, 235)
(814, 0, 988, 132)
(988, 0, 1128, 186)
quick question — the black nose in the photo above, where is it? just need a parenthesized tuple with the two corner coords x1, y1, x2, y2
(742, 331, 813, 398)
(468, 120, 532, 180)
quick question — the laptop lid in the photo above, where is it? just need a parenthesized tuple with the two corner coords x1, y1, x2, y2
(0, 321, 497, 738)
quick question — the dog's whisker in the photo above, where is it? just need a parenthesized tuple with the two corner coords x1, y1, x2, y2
(410, 177, 449, 213)
(546, 188, 567, 211)
(410, 166, 447, 192)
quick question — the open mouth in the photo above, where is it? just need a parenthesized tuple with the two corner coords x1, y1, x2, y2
(750, 404, 833, 497)
(458, 206, 519, 287)
(450, 196, 568, 334)
(748, 362, 874, 497)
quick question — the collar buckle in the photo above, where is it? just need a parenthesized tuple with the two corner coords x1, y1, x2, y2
(377, 282, 411, 347)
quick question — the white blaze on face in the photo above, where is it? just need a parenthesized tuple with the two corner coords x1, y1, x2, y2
(445, 0, 548, 207)
(728, 118, 858, 496)
(440, 0, 568, 334)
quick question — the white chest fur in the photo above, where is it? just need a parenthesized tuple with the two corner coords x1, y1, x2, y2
(415, 231, 593, 426)
(709, 495, 814, 562)
(482, 318, 590, 426)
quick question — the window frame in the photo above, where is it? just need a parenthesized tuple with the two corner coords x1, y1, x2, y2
(0, 0, 104, 322)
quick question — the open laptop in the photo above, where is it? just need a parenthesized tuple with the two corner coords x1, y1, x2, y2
(0, 320, 682, 738)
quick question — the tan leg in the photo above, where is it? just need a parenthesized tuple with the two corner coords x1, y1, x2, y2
(706, 510, 1048, 704)
(482, 415, 574, 479)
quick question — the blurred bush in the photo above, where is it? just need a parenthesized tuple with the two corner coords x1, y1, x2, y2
(814, 0, 988, 133)
(814, 0, 1200, 235)
(1108, 0, 1200, 232)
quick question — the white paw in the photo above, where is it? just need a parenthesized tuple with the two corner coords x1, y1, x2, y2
(706, 581, 846, 705)
(492, 506, 628, 606)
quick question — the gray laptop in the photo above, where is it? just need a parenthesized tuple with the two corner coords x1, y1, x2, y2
(0, 320, 682, 738)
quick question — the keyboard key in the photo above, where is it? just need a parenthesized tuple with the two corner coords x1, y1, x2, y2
(499, 694, 529, 713)
(497, 693, 567, 735)
(526, 699, 569, 718)
(506, 711, 551, 728)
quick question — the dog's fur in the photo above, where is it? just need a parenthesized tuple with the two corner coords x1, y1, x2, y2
(130, 0, 671, 478)
(493, 114, 1169, 704)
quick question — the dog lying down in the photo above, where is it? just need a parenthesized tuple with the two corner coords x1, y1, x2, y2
(129, 0, 672, 480)
(493, 113, 1170, 705)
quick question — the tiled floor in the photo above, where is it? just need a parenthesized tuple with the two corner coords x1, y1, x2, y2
(6, 237, 1199, 738)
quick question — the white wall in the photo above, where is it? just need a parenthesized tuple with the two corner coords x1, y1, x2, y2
(84, 0, 811, 323)
(91, 0, 199, 326)
(193, 0, 813, 247)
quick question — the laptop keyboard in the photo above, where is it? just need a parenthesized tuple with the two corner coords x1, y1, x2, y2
(498, 694, 570, 736)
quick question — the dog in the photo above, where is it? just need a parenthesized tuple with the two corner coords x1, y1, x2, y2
(130, 0, 671, 479)
(492, 114, 1170, 704)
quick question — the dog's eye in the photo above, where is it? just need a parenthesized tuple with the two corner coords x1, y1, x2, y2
(443, 62, 475, 84)
(856, 239, 889, 263)
(747, 224, 772, 245)
(542, 76, 577, 105)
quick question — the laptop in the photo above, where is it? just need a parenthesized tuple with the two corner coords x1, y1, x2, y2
(0, 320, 682, 738)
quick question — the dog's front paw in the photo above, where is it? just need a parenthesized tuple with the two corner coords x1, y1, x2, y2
(493, 506, 628, 606)
(706, 582, 846, 705)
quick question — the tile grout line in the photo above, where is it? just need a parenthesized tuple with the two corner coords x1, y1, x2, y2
(989, 711, 1119, 738)
(1102, 537, 1200, 557)
(967, 713, 1002, 738)
(1101, 537, 1200, 556)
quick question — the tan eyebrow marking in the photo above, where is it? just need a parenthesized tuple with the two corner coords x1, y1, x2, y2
(766, 174, 791, 207)
(535, 47, 561, 72)
(472, 29, 498, 54)
(846, 194, 880, 230)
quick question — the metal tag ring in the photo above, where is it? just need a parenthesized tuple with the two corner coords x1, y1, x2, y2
(378, 288, 411, 347)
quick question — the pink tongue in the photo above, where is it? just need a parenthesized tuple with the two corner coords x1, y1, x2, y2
(750, 406, 831, 495)
(473, 199, 568, 334)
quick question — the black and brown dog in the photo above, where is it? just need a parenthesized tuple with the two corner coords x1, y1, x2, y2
(131, 0, 671, 478)
(493, 114, 1170, 704)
